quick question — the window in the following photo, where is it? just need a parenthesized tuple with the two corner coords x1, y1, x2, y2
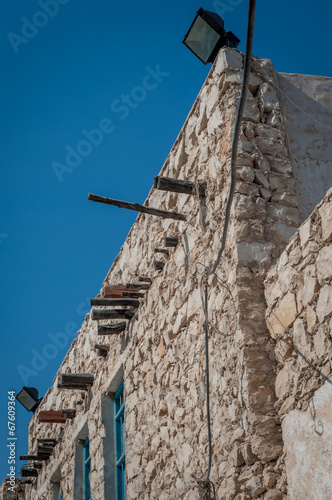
(114, 382, 126, 500)
(83, 438, 91, 500)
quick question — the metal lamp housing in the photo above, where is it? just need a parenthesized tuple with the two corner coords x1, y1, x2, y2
(16, 387, 41, 412)
(183, 8, 240, 64)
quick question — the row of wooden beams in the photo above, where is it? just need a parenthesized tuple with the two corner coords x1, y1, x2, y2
(88, 193, 186, 221)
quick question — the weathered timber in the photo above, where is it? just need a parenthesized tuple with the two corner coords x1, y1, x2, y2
(121, 291, 145, 298)
(102, 284, 136, 298)
(38, 411, 66, 424)
(138, 276, 152, 283)
(154, 248, 169, 255)
(88, 193, 186, 221)
(153, 260, 165, 271)
(164, 237, 179, 248)
(59, 373, 94, 389)
(37, 439, 57, 445)
(20, 468, 38, 478)
(91, 309, 134, 321)
(20, 455, 39, 461)
(37, 446, 53, 455)
(126, 282, 150, 290)
(32, 462, 43, 470)
(36, 453, 50, 461)
(90, 298, 139, 308)
(154, 176, 195, 195)
(98, 322, 127, 335)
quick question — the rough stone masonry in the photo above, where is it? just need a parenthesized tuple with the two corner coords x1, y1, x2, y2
(1, 48, 331, 499)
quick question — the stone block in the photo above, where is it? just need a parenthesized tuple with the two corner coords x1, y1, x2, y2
(316, 245, 332, 283)
(306, 304, 316, 333)
(319, 201, 332, 242)
(266, 292, 297, 338)
(316, 285, 332, 322)
(214, 48, 243, 75)
(257, 83, 280, 112)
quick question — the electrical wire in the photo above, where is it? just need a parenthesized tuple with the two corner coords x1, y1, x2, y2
(199, 2, 256, 496)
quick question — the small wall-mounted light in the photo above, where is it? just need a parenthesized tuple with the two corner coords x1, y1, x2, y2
(16, 387, 42, 412)
(183, 7, 240, 64)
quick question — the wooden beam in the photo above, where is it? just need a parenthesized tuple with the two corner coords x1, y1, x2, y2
(37, 439, 57, 445)
(20, 455, 39, 461)
(90, 298, 139, 308)
(91, 309, 134, 321)
(102, 284, 137, 298)
(138, 276, 152, 283)
(98, 322, 127, 335)
(121, 291, 145, 298)
(32, 462, 43, 470)
(88, 193, 186, 221)
(153, 260, 165, 271)
(20, 468, 38, 478)
(154, 248, 169, 255)
(164, 237, 179, 248)
(154, 175, 195, 195)
(126, 283, 150, 290)
(38, 411, 66, 424)
(59, 373, 94, 389)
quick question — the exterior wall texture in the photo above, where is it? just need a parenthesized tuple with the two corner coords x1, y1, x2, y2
(265, 188, 332, 500)
(2, 48, 331, 500)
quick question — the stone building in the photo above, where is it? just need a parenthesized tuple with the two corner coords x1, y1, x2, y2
(1, 47, 332, 499)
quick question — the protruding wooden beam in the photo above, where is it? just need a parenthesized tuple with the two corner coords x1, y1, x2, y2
(126, 283, 150, 290)
(91, 309, 134, 321)
(58, 373, 94, 390)
(154, 248, 169, 255)
(20, 468, 38, 478)
(164, 237, 179, 248)
(121, 291, 145, 298)
(102, 284, 137, 298)
(38, 411, 66, 424)
(88, 193, 186, 221)
(154, 176, 195, 195)
(138, 276, 152, 283)
(32, 462, 43, 470)
(37, 439, 57, 445)
(20, 455, 39, 461)
(98, 322, 127, 335)
(91, 298, 139, 308)
(153, 260, 165, 271)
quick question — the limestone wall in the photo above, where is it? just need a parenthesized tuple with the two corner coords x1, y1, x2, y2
(265, 188, 332, 499)
(13, 47, 330, 500)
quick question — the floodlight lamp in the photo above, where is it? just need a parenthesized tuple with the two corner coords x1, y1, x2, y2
(16, 387, 42, 412)
(183, 7, 240, 64)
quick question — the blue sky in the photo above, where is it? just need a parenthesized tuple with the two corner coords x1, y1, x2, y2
(0, 0, 331, 482)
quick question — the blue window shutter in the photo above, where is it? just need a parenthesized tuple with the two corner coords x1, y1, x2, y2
(83, 438, 91, 500)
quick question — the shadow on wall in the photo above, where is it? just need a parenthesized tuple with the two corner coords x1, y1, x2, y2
(278, 73, 332, 221)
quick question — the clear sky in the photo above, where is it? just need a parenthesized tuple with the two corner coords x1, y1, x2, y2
(1, 0, 331, 482)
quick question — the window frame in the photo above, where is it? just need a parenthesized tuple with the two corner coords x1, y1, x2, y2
(114, 382, 126, 500)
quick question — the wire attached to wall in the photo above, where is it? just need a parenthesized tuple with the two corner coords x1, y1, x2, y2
(198, 1, 256, 497)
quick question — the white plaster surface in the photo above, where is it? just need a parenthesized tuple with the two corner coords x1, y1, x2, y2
(278, 73, 332, 220)
(282, 381, 332, 500)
